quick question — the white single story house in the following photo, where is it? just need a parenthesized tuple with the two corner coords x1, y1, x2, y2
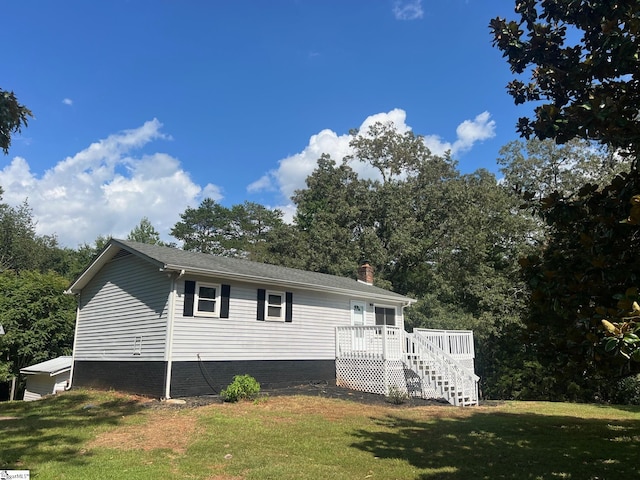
(20, 356, 72, 401)
(66, 239, 479, 406)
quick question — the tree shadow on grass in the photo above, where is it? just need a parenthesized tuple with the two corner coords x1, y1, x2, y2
(0, 390, 144, 470)
(351, 410, 640, 479)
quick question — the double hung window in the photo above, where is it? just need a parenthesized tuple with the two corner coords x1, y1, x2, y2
(183, 280, 230, 318)
(266, 291, 284, 321)
(195, 282, 220, 317)
(257, 289, 293, 322)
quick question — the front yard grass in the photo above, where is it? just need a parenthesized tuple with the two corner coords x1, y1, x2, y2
(1, 390, 639, 479)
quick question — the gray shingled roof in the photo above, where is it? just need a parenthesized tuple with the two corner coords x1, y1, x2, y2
(69, 239, 414, 304)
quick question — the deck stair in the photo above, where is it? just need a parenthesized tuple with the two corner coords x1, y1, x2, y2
(404, 330, 479, 406)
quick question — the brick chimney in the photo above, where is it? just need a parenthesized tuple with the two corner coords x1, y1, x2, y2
(357, 262, 374, 285)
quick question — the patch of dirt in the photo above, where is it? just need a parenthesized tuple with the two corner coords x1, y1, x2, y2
(88, 410, 198, 453)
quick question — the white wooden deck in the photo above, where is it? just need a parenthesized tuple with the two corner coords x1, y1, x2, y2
(335, 326, 479, 406)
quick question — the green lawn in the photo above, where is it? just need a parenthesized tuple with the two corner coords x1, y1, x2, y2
(1, 390, 639, 479)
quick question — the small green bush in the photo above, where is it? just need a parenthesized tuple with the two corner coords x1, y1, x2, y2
(385, 386, 408, 405)
(220, 374, 261, 402)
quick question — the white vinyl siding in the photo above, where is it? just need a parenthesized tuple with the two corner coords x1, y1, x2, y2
(23, 373, 69, 401)
(171, 278, 405, 361)
(73, 254, 171, 361)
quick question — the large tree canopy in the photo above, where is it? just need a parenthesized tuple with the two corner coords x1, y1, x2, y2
(490, 1, 640, 156)
(492, 0, 640, 398)
(171, 199, 286, 260)
(498, 138, 629, 200)
(0, 188, 61, 273)
(0, 270, 76, 382)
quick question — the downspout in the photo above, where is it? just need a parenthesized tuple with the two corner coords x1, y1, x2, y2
(163, 269, 184, 399)
(66, 291, 82, 390)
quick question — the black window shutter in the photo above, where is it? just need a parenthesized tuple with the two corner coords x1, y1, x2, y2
(257, 289, 266, 321)
(183, 280, 195, 317)
(220, 284, 231, 318)
(285, 292, 293, 322)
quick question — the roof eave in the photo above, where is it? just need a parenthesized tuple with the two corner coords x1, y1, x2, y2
(161, 264, 416, 304)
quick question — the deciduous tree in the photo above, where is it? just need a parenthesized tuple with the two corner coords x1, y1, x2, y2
(0, 189, 59, 273)
(498, 138, 628, 200)
(490, 1, 640, 155)
(0, 270, 76, 384)
(491, 0, 640, 397)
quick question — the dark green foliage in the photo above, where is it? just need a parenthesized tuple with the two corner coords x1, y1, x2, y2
(291, 154, 372, 277)
(492, 1, 640, 399)
(220, 374, 261, 402)
(519, 171, 640, 400)
(0, 195, 59, 273)
(610, 374, 640, 405)
(0, 270, 76, 382)
(127, 217, 170, 246)
(490, 1, 640, 155)
(0, 89, 32, 155)
(171, 199, 285, 260)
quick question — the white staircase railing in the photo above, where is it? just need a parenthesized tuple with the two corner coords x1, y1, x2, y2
(405, 331, 479, 406)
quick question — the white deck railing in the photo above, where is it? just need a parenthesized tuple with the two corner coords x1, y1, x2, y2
(413, 328, 475, 360)
(335, 325, 403, 361)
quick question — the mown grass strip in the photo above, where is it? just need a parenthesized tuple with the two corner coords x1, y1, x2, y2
(0, 391, 639, 479)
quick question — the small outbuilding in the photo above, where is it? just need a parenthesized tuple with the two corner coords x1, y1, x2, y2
(20, 356, 72, 401)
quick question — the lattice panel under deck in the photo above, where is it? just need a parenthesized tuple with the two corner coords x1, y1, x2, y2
(336, 358, 408, 396)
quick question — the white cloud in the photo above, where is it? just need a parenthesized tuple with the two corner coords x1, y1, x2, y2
(250, 109, 495, 214)
(423, 111, 496, 156)
(393, 0, 424, 20)
(62, 98, 73, 106)
(0, 119, 219, 247)
(452, 111, 496, 153)
(247, 174, 276, 193)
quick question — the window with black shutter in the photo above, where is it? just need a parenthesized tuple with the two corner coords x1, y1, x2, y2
(183, 280, 230, 318)
(257, 289, 293, 322)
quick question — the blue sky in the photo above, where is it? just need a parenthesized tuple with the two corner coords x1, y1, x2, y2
(1, 0, 527, 247)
